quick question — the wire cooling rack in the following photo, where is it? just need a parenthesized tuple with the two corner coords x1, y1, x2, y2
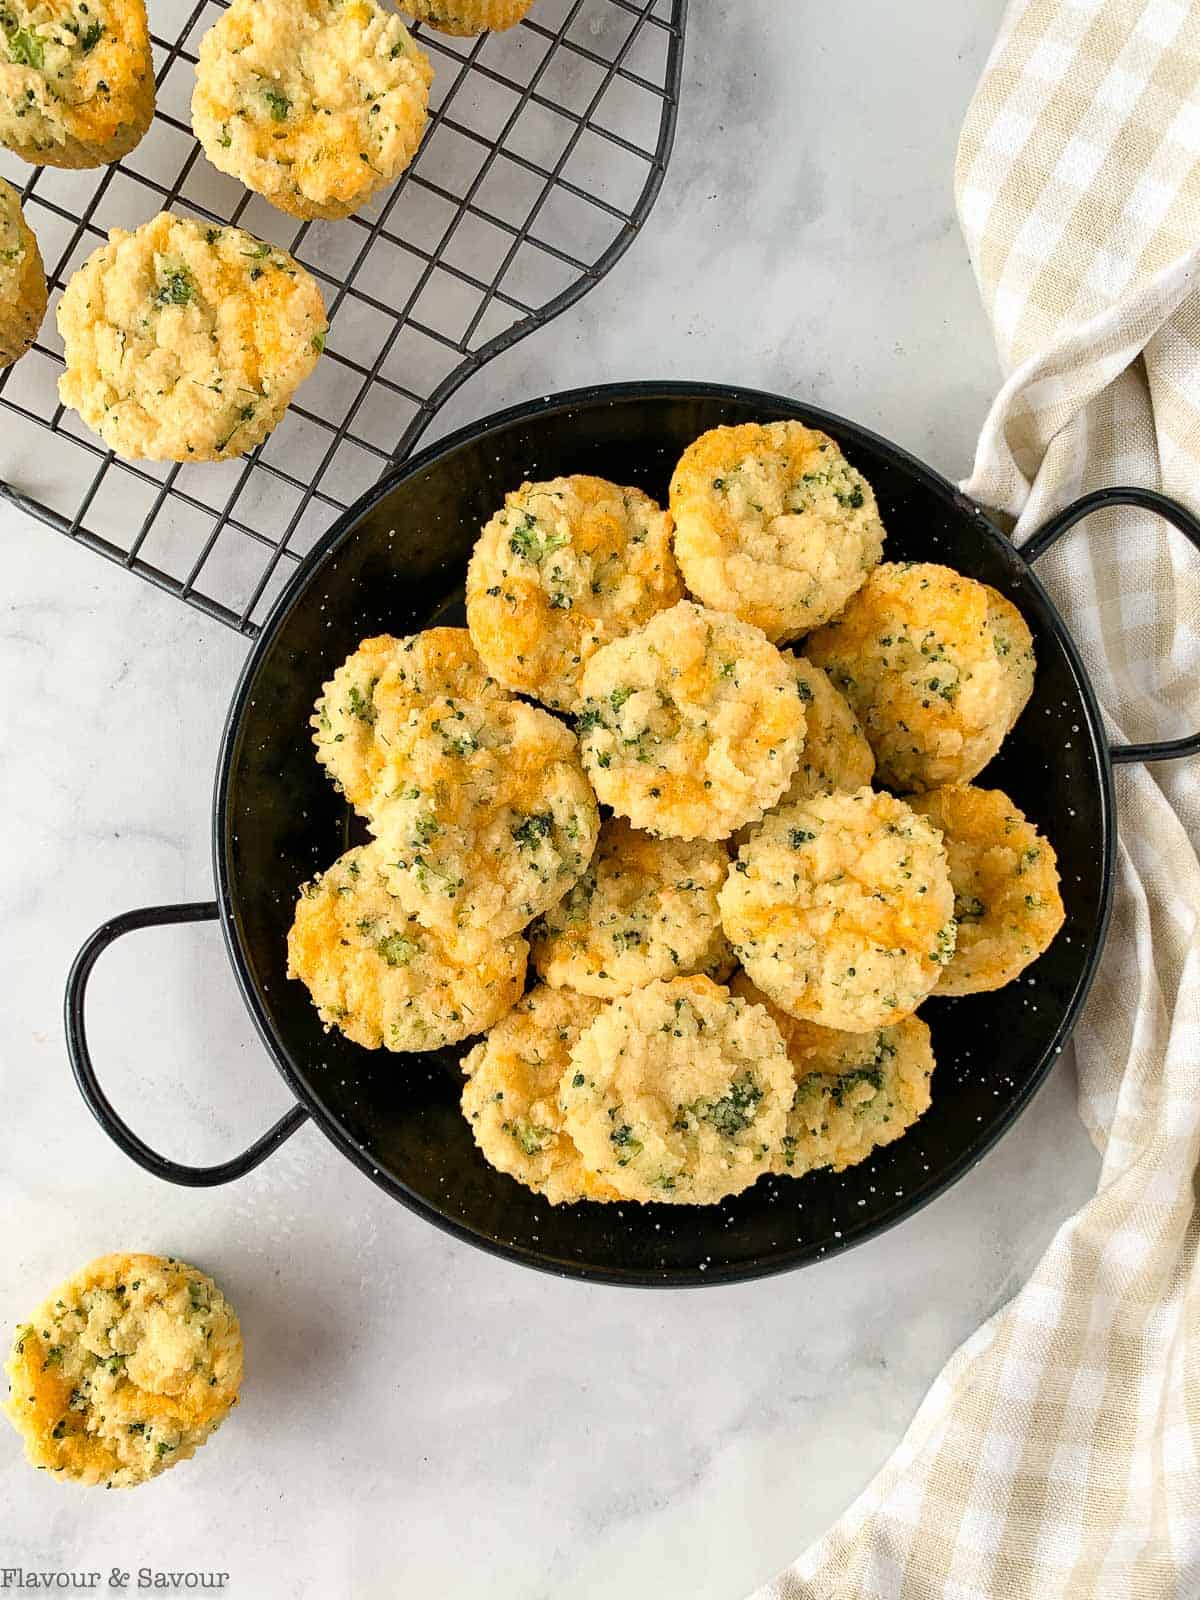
(0, 0, 686, 634)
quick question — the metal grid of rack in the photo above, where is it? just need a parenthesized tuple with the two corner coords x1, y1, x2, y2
(0, 0, 686, 633)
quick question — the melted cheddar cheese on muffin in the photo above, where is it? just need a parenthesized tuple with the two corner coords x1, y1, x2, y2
(0, 0, 153, 167)
(311, 629, 508, 814)
(193, 0, 432, 220)
(4, 1254, 241, 1488)
(719, 787, 955, 1032)
(460, 985, 621, 1205)
(730, 972, 934, 1176)
(575, 600, 806, 842)
(806, 561, 1035, 792)
(57, 213, 327, 461)
(404, 0, 532, 35)
(778, 655, 874, 804)
(910, 784, 1064, 995)
(367, 695, 599, 938)
(669, 421, 886, 642)
(466, 475, 681, 713)
(530, 817, 731, 997)
(287, 842, 528, 1050)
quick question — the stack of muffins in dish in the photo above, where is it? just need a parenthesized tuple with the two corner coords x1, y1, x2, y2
(289, 421, 1067, 1209)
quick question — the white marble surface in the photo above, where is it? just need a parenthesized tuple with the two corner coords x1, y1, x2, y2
(0, 3, 1104, 1596)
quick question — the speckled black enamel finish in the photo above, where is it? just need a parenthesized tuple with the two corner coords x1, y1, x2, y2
(194, 383, 1121, 1285)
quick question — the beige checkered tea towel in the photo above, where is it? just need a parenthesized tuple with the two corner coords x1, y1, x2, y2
(752, 3, 1200, 1596)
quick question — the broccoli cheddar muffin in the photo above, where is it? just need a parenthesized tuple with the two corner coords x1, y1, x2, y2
(576, 600, 806, 842)
(0, 0, 154, 167)
(193, 0, 432, 221)
(730, 973, 934, 1176)
(719, 787, 956, 1032)
(312, 629, 507, 814)
(466, 475, 682, 712)
(780, 655, 874, 805)
(460, 985, 621, 1206)
(559, 975, 794, 1204)
(0, 177, 46, 367)
(731, 657, 873, 851)
(669, 421, 886, 643)
(910, 784, 1064, 995)
(368, 695, 599, 937)
(4, 1254, 242, 1488)
(404, 0, 533, 34)
(530, 817, 732, 997)
(806, 562, 1035, 792)
(288, 842, 527, 1050)
(57, 213, 327, 462)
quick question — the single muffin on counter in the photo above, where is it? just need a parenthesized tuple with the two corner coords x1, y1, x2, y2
(404, 0, 534, 35)
(4, 1253, 242, 1488)
(0, 0, 154, 167)
(193, 0, 432, 221)
(57, 213, 327, 462)
(0, 177, 46, 367)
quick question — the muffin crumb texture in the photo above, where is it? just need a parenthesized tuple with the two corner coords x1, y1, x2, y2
(0, 0, 154, 167)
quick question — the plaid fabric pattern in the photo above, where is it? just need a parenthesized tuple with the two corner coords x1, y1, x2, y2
(751, 4, 1200, 1596)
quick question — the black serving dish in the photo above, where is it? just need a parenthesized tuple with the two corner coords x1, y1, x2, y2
(65, 383, 1200, 1286)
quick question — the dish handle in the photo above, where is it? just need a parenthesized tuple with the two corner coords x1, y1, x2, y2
(1023, 485, 1200, 765)
(64, 902, 309, 1187)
